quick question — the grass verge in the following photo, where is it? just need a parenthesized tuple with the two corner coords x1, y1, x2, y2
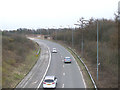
(2, 43, 40, 88)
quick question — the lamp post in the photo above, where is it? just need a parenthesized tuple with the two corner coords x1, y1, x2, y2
(60, 25, 65, 42)
(74, 18, 89, 57)
(97, 20, 99, 80)
(68, 25, 74, 48)
(72, 28, 74, 48)
(56, 29, 57, 41)
(53, 26, 57, 41)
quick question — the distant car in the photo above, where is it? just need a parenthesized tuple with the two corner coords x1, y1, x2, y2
(52, 48, 57, 53)
(64, 57, 71, 63)
(43, 76, 57, 88)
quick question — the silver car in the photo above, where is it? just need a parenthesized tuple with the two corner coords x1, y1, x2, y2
(64, 57, 71, 63)
(43, 76, 57, 88)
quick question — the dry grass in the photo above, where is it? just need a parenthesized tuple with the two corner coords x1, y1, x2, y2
(2, 33, 40, 88)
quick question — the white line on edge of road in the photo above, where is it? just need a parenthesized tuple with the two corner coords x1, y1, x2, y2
(21, 40, 42, 88)
(65, 48, 87, 88)
(36, 44, 52, 89)
(62, 84, 64, 88)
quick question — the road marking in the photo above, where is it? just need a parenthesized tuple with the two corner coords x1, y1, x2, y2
(61, 56, 62, 58)
(37, 44, 52, 89)
(66, 48, 86, 88)
(62, 60, 64, 62)
(63, 73, 65, 76)
(62, 84, 64, 88)
(63, 65, 64, 68)
(32, 80, 38, 84)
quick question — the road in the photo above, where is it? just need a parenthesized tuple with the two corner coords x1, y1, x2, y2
(16, 39, 86, 89)
(37, 39, 86, 88)
(16, 41, 50, 88)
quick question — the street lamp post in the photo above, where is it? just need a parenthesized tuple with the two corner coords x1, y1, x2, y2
(60, 25, 65, 42)
(68, 25, 74, 48)
(56, 29, 57, 41)
(64, 29, 65, 42)
(81, 23, 84, 57)
(53, 26, 57, 41)
(72, 28, 74, 48)
(97, 20, 99, 80)
(74, 19, 89, 57)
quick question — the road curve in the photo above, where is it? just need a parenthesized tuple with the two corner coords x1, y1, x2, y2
(16, 39, 86, 89)
(16, 40, 51, 88)
(36, 39, 86, 88)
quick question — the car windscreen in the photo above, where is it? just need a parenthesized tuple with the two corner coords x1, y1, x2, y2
(45, 79, 54, 82)
(65, 58, 70, 60)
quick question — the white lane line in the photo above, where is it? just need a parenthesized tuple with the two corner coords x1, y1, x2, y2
(66, 49, 87, 88)
(32, 80, 38, 84)
(73, 56, 86, 88)
(63, 73, 65, 76)
(61, 56, 62, 58)
(62, 84, 64, 88)
(62, 60, 64, 62)
(63, 65, 64, 68)
(37, 44, 52, 89)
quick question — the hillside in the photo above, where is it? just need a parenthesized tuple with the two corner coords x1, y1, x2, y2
(2, 32, 39, 88)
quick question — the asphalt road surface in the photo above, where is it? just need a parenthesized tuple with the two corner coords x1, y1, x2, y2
(36, 39, 86, 88)
(16, 39, 86, 89)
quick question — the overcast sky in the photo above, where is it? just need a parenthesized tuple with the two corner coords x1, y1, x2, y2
(0, 0, 119, 30)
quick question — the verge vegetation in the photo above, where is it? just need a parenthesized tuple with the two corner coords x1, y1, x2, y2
(2, 32, 40, 88)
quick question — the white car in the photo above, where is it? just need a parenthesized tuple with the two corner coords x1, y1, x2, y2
(43, 76, 57, 88)
(52, 48, 57, 53)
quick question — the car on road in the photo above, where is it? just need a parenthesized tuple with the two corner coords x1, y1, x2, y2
(64, 57, 71, 63)
(52, 48, 57, 53)
(43, 76, 57, 88)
